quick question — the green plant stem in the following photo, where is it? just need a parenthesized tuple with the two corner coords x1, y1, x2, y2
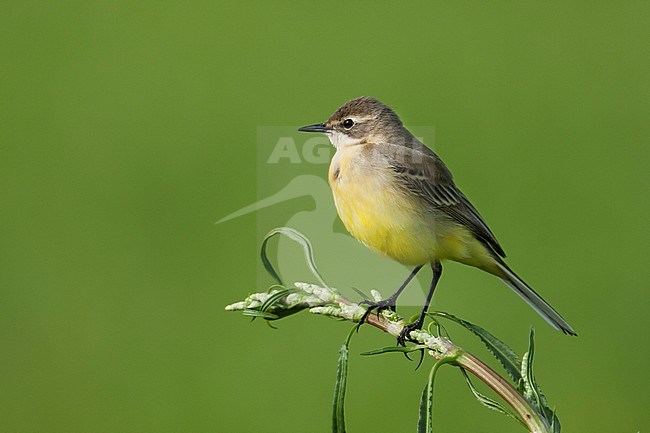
(455, 352, 549, 433)
(226, 285, 551, 433)
(337, 298, 550, 432)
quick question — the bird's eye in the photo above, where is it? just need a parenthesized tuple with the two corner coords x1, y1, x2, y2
(343, 119, 354, 129)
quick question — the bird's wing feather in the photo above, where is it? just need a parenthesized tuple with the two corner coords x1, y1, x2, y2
(383, 142, 506, 258)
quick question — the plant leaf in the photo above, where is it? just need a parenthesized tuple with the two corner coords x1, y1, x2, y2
(360, 345, 427, 356)
(417, 383, 429, 433)
(242, 287, 311, 323)
(242, 309, 279, 320)
(430, 311, 522, 383)
(459, 368, 525, 427)
(417, 365, 436, 433)
(521, 327, 541, 411)
(350, 287, 371, 301)
(521, 327, 561, 432)
(332, 327, 355, 433)
(549, 407, 561, 433)
(417, 357, 454, 433)
(260, 227, 328, 287)
(259, 288, 299, 314)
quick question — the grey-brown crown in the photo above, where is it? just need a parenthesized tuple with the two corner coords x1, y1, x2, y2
(327, 96, 402, 127)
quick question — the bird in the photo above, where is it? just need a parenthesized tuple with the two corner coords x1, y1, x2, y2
(298, 96, 576, 345)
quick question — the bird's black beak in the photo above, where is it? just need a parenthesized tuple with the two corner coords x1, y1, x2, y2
(298, 123, 331, 133)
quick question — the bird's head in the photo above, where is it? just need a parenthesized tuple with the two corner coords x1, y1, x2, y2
(299, 96, 404, 148)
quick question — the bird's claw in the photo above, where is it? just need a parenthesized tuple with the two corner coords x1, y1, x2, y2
(397, 320, 424, 347)
(356, 297, 397, 332)
(358, 301, 427, 368)
(397, 320, 426, 368)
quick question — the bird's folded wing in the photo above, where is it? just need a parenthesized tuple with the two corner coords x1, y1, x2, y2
(385, 143, 506, 258)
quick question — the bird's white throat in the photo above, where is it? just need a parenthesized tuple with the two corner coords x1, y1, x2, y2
(327, 131, 362, 149)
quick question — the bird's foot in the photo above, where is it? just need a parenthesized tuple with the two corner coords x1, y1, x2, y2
(397, 319, 425, 347)
(356, 296, 398, 331)
(358, 301, 426, 367)
(398, 319, 426, 368)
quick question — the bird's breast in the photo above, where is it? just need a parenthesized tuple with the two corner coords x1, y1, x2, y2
(328, 146, 440, 265)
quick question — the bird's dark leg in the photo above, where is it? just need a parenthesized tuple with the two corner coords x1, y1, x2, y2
(397, 261, 442, 346)
(357, 265, 423, 329)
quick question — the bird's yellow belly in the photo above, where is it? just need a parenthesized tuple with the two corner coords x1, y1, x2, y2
(329, 147, 492, 267)
(334, 190, 434, 265)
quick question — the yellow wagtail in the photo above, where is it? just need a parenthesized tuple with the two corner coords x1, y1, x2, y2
(298, 96, 576, 344)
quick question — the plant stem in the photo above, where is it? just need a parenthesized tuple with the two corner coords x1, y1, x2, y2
(455, 352, 549, 433)
(227, 285, 552, 433)
(339, 296, 551, 432)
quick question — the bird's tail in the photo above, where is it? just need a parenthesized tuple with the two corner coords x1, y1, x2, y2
(495, 261, 577, 336)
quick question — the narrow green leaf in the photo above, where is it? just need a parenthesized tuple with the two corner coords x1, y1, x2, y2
(332, 327, 355, 433)
(252, 305, 310, 322)
(259, 288, 299, 314)
(459, 368, 525, 427)
(417, 357, 454, 433)
(360, 345, 426, 356)
(242, 309, 279, 320)
(522, 327, 543, 412)
(260, 227, 328, 287)
(417, 366, 435, 433)
(332, 343, 348, 433)
(521, 328, 561, 432)
(417, 384, 428, 433)
(260, 232, 283, 286)
(549, 407, 561, 433)
(244, 287, 309, 323)
(429, 311, 522, 383)
(350, 287, 371, 301)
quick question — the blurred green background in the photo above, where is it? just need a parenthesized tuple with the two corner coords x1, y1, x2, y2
(1, 2, 648, 432)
